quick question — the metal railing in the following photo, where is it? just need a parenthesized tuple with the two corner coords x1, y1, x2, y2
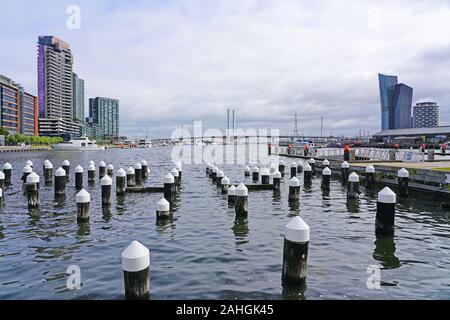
(272, 145, 426, 162)
(355, 148, 425, 162)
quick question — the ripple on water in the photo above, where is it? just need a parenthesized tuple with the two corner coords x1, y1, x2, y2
(0, 149, 449, 299)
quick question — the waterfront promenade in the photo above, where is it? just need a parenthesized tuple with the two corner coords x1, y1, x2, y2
(0, 146, 52, 153)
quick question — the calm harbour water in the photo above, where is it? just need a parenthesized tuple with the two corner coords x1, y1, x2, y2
(0, 146, 450, 300)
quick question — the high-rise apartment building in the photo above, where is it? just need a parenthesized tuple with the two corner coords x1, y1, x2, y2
(38, 36, 80, 136)
(413, 102, 440, 128)
(89, 97, 119, 138)
(378, 73, 413, 130)
(0, 74, 38, 136)
(83, 117, 103, 138)
(72, 73, 85, 122)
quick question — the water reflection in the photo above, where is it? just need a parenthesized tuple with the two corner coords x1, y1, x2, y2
(116, 195, 126, 207)
(282, 280, 307, 300)
(303, 183, 312, 192)
(397, 198, 412, 212)
(232, 217, 249, 245)
(53, 195, 66, 208)
(346, 198, 360, 213)
(28, 208, 41, 220)
(272, 191, 281, 203)
(363, 188, 377, 199)
(102, 207, 112, 223)
(373, 236, 401, 269)
(288, 200, 300, 213)
(77, 221, 91, 237)
(170, 198, 180, 213)
(1, 148, 449, 300)
(155, 218, 176, 236)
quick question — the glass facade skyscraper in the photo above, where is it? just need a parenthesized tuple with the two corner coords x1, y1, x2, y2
(378, 74, 398, 130)
(72, 73, 85, 122)
(89, 97, 119, 138)
(378, 73, 413, 130)
(392, 83, 413, 129)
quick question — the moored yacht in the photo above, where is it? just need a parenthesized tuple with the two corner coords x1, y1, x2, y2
(52, 137, 105, 151)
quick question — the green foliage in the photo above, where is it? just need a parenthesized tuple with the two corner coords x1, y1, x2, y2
(5, 134, 63, 146)
(0, 126, 9, 137)
(94, 138, 112, 146)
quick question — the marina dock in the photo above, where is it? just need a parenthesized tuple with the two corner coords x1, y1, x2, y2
(275, 146, 450, 198)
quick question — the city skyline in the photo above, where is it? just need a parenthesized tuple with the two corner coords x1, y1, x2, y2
(1, 1, 450, 138)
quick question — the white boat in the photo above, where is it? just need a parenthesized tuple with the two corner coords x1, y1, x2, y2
(195, 139, 205, 146)
(138, 139, 152, 148)
(52, 137, 105, 151)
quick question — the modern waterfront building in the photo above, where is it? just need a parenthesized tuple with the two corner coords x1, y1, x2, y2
(72, 73, 85, 122)
(38, 36, 80, 136)
(0, 74, 38, 136)
(412, 102, 439, 128)
(21, 92, 39, 136)
(378, 74, 413, 130)
(89, 97, 119, 138)
(83, 117, 103, 138)
(378, 74, 398, 131)
(374, 126, 450, 143)
(392, 83, 413, 129)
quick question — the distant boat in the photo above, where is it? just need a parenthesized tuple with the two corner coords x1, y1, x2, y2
(195, 139, 205, 146)
(138, 139, 152, 148)
(52, 137, 105, 151)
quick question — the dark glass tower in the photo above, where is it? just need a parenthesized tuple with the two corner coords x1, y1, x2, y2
(89, 97, 119, 138)
(378, 74, 413, 130)
(378, 74, 398, 130)
(392, 84, 413, 129)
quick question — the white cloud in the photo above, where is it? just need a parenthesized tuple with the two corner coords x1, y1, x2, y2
(1, 0, 450, 137)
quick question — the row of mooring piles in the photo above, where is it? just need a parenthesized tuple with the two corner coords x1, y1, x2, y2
(118, 163, 186, 299)
(155, 161, 183, 222)
(221, 161, 403, 289)
(289, 160, 312, 183)
(306, 160, 410, 203)
(74, 161, 162, 223)
(325, 163, 410, 200)
(281, 185, 399, 287)
(43, 159, 401, 300)
(0, 159, 155, 209)
(206, 163, 250, 218)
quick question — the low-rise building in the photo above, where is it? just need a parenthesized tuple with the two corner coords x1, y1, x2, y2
(0, 74, 38, 136)
(412, 102, 439, 128)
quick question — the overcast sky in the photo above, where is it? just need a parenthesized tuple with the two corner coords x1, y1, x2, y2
(1, 0, 450, 138)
